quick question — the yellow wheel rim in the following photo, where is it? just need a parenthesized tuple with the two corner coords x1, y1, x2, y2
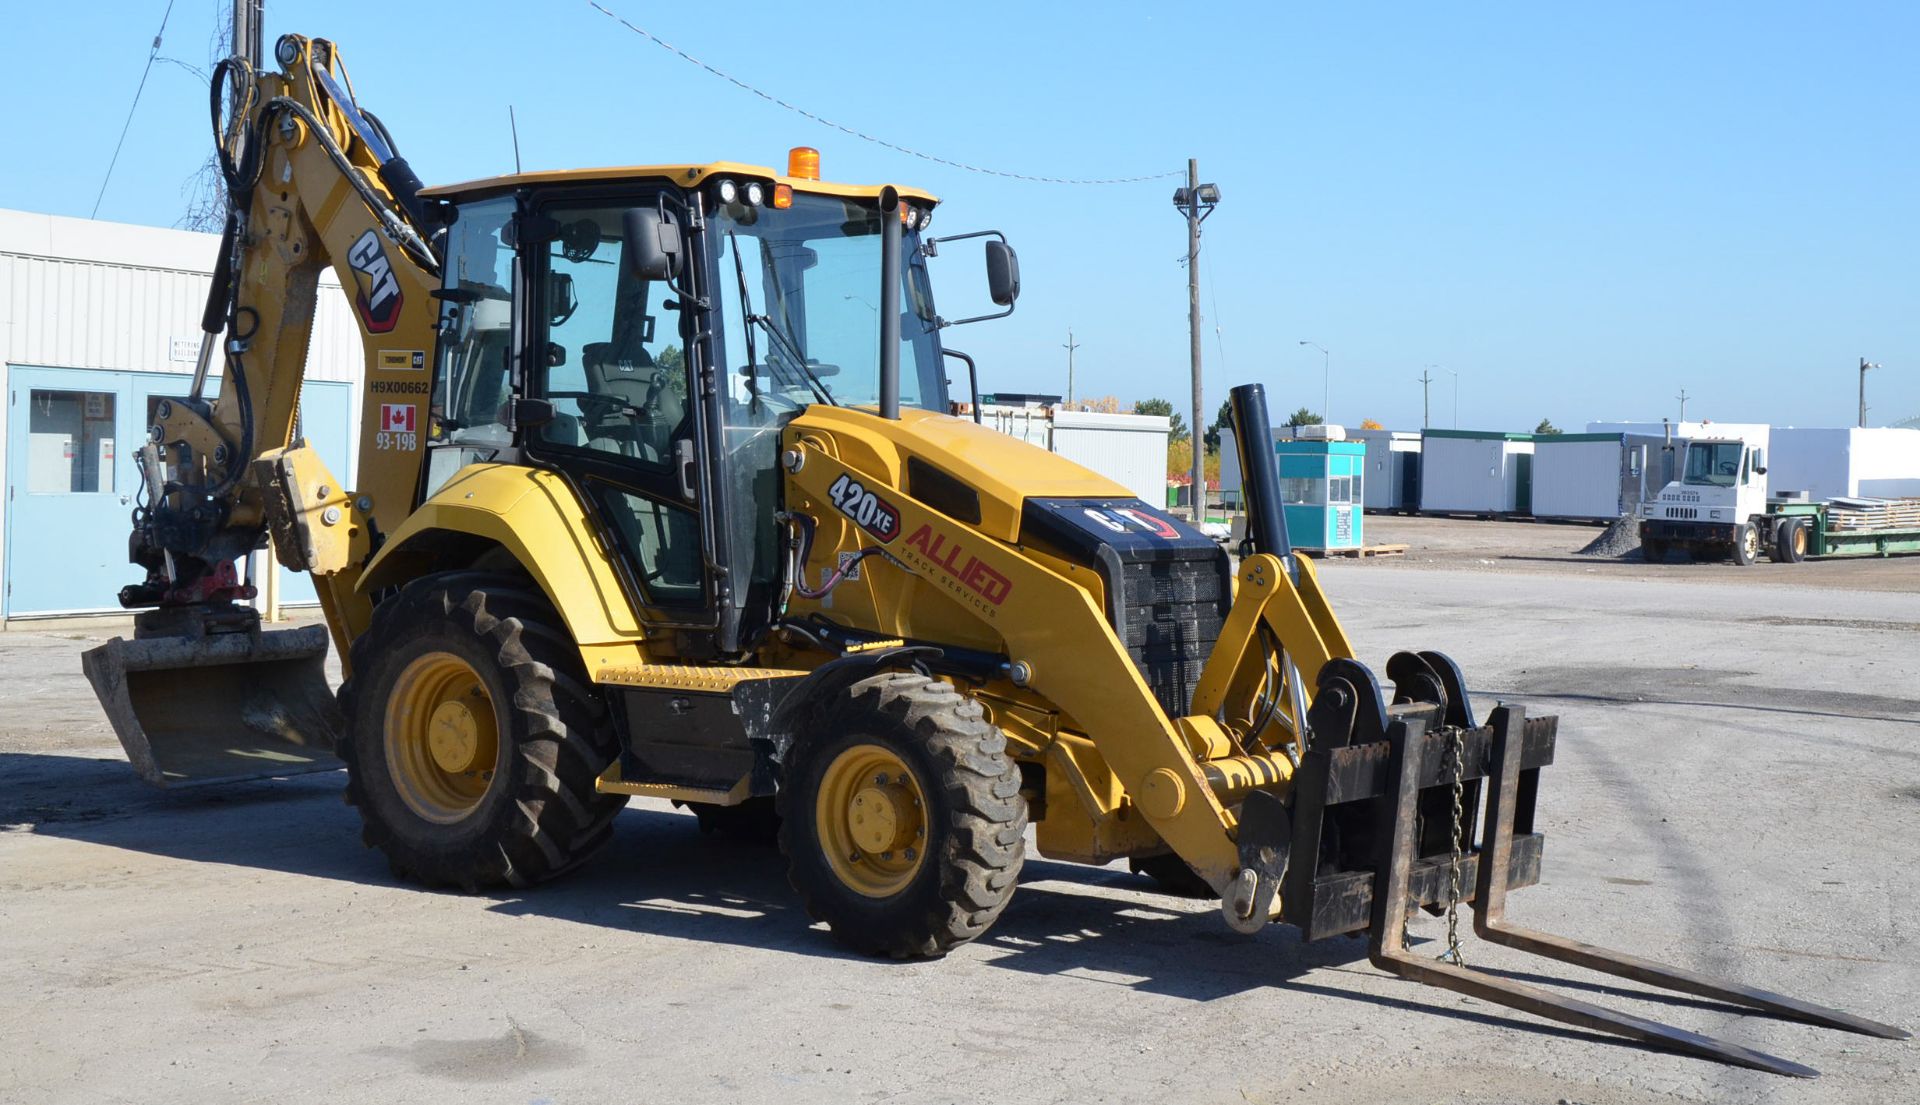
(385, 651, 500, 824)
(816, 743, 928, 898)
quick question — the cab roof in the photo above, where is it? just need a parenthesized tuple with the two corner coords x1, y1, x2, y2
(419, 161, 939, 205)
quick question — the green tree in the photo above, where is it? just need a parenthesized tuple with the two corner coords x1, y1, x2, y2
(1534, 418, 1562, 435)
(1205, 398, 1234, 453)
(1286, 407, 1323, 428)
(1134, 398, 1189, 441)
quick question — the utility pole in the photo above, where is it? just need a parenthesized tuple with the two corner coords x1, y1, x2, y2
(1676, 387, 1690, 422)
(1062, 328, 1081, 407)
(1418, 368, 1433, 429)
(234, 0, 263, 72)
(1447, 368, 1460, 428)
(1860, 357, 1881, 427)
(1172, 161, 1219, 518)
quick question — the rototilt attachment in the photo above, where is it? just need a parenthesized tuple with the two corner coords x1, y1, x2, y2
(1226, 652, 1908, 1078)
(82, 605, 343, 787)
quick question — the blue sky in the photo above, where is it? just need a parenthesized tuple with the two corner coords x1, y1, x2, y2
(4, 1, 1914, 432)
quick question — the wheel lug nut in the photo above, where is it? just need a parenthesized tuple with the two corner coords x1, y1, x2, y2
(882, 851, 893, 861)
(849, 851, 861, 863)
(904, 848, 916, 860)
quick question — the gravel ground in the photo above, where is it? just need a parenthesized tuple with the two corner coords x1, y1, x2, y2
(0, 548, 1915, 1104)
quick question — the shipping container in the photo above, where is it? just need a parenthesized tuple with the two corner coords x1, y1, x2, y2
(1418, 430, 1535, 515)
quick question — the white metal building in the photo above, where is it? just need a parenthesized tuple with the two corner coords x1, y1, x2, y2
(1, 208, 364, 619)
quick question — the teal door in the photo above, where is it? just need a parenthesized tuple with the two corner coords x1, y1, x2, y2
(6, 367, 136, 615)
(6, 368, 356, 617)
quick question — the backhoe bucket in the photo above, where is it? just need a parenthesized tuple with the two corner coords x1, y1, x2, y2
(82, 620, 343, 787)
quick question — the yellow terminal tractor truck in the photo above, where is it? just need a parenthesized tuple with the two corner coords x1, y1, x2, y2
(82, 34, 1902, 1076)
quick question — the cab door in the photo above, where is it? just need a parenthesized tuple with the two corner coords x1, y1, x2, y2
(518, 196, 714, 630)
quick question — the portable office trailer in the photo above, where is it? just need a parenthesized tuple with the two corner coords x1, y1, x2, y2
(1277, 439, 1364, 550)
(1768, 427, 1920, 502)
(1531, 433, 1672, 521)
(1418, 430, 1535, 515)
(978, 404, 1172, 506)
(1349, 429, 1421, 511)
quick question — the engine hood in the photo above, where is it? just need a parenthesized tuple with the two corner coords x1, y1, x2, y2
(787, 406, 1136, 542)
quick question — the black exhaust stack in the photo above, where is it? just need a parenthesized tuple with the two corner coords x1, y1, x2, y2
(877, 186, 902, 420)
(1229, 383, 1293, 572)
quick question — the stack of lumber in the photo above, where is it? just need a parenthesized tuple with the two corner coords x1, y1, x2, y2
(1826, 497, 1920, 531)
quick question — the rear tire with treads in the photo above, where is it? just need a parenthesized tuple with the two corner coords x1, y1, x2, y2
(339, 572, 626, 890)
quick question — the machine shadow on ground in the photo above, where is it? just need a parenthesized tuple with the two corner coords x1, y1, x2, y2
(6, 749, 1639, 1049)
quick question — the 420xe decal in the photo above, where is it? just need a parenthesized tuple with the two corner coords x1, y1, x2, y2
(827, 474, 901, 542)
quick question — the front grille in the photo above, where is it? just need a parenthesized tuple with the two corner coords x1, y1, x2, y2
(1019, 497, 1231, 720)
(1667, 506, 1698, 520)
(1117, 554, 1228, 718)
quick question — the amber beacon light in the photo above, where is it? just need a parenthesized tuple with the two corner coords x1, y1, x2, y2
(788, 146, 821, 180)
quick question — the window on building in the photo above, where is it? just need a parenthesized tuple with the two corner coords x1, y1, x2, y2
(28, 389, 115, 494)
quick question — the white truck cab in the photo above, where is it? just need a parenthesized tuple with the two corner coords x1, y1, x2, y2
(1639, 430, 1772, 564)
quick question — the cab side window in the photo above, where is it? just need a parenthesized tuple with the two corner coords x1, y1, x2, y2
(426, 197, 516, 496)
(534, 209, 690, 470)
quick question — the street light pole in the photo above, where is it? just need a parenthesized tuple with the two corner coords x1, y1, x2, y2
(1860, 357, 1881, 427)
(1677, 387, 1690, 422)
(1172, 161, 1219, 518)
(1298, 341, 1329, 423)
(1447, 368, 1460, 428)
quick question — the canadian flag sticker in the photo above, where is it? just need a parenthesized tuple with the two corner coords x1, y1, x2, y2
(380, 403, 416, 433)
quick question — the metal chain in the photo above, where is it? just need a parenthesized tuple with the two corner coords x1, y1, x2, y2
(1438, 726, 1468, 967)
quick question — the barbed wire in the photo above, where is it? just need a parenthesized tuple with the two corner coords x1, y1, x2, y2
(586, 1, 1180, 186)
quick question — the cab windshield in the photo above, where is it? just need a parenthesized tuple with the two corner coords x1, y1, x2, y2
(709, 193, 945, 414)
(1683, 441, 1743, 487)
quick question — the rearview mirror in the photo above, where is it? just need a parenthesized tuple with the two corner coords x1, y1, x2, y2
(985, 240, 1020, 306)
(1751, 447, 1767, 475)
(621, 208, 682, 280)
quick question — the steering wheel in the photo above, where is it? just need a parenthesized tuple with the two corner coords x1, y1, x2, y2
(548, 390, 647, 420)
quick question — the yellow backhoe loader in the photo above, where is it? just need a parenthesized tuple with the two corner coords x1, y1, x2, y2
(81, 33, 1902, 1076)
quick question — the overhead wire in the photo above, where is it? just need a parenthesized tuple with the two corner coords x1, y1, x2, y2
(585, 1, 1180, 186)
(93, 0, 180, 219)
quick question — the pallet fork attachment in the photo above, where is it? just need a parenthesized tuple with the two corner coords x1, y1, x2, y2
(1347, 703, 1906, 1077)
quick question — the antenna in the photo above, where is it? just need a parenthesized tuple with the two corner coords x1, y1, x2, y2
(508, 105, 523, 173)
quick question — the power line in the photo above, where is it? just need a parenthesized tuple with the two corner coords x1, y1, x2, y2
(93, 0, 180, 219)
(586, 1, 1181, 186)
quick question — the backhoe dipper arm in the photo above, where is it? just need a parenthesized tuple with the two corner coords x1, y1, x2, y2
(127, 34, 441, 642)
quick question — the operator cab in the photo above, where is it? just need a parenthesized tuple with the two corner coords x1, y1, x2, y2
(416, 152, 1001, 657)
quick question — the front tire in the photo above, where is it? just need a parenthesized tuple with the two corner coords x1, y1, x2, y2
(1732, 522, 1760, 566)
(778, 672, 1026, 958)
(339, 573, 627, 890)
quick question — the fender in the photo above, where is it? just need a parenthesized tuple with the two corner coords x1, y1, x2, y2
(357, 464, 647, 661)
(744, 644, 942, 794)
